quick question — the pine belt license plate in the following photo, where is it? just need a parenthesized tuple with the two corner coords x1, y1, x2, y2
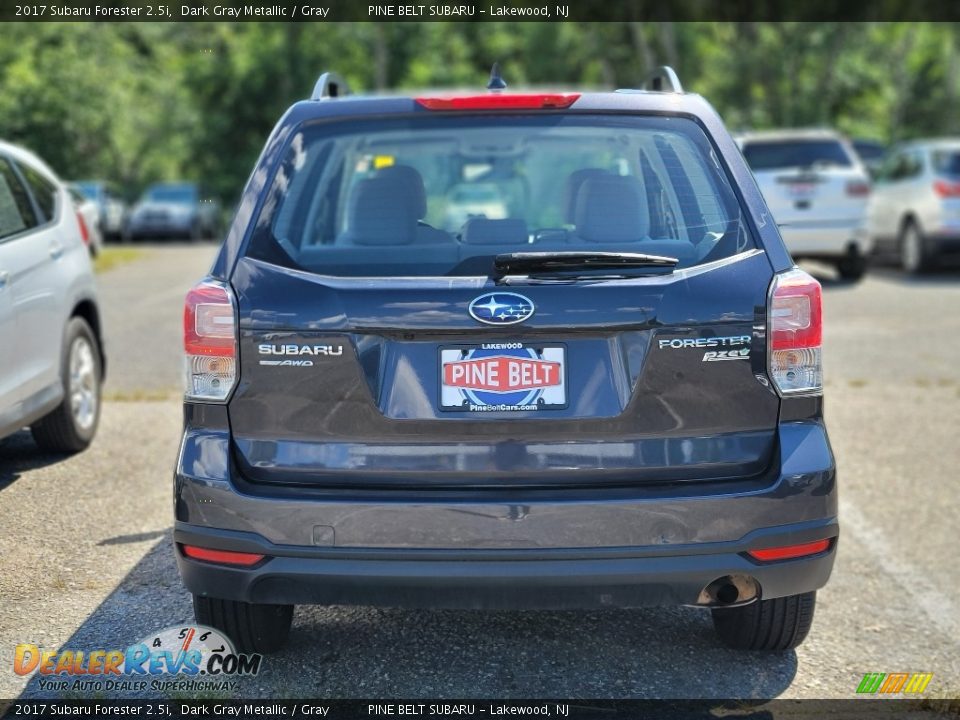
(439, 343, 567, 412)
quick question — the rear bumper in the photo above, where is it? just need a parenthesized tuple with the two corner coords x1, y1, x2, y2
(175, 521, 837, 609)
(174, 408, 838, 609)
(779, 221, 872, 258)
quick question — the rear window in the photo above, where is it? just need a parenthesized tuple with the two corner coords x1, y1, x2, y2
(932, 150, 960, 177)
(146, 185, 196, 203)
(743, 139, 853, 171)
(246, 115, 754, 278)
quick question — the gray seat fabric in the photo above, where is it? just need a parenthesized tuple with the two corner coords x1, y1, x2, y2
(461, 218, 528, 245)
(338, 164, 453, 246)
(574, 175, 650, 243)
(562, 168, 611, 224)
(339, 174, 418, 246)
(380, 164, 452, 245)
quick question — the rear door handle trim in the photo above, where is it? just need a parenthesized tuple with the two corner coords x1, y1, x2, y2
(49, 242, 63, 259)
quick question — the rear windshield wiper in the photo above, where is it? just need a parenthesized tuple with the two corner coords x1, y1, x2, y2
(493, 251, 679, 282)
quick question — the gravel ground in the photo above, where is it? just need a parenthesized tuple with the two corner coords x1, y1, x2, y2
(0, 249, 958, 701)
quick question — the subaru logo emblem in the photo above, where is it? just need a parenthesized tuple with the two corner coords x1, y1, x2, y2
(468, 292, 535, 325)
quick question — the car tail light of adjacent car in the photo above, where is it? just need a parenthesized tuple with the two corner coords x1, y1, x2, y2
(933, 179, 960, 198)
(76, 212, 90, 247)
(184, 280, 237, 401)
(768, 268, 822, 396)
(845, 180, 871, 197)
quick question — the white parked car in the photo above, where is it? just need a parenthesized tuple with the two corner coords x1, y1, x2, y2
(0, 140, 104, 452)
(67, 184, 104, 257)
(443, 182, 508, 229)
(866, 139, 960, 273)
(737, 129, 873, 280)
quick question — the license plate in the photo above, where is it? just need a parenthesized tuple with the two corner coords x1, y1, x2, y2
(787, 182, 817, 198)
(439, 343, 567, 412)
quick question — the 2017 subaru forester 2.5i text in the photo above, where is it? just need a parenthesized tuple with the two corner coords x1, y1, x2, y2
(175, 68, 837, 654)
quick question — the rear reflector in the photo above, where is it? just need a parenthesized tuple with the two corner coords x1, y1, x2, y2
(768, 268, 822, 395)
(182, 545, 265, 567)
(747, 538, 832, 562)
(415, 94, 580, 111)
(184, 280, 237, 401)
(933, 179, 960, 198)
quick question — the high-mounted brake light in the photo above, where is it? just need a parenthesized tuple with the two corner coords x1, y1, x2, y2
(768, 268, 822, 395)
(747, 538, 832, 562)
(415, 94, 581, 111)
(181, 545, 265, 567)
(184, 280, 237, 401)
(933, 179, 960, 198)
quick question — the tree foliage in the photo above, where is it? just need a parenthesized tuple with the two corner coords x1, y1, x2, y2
(1, 21, 958, 202)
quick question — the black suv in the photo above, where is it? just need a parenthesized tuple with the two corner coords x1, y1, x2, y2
(175, 68, 837, 653)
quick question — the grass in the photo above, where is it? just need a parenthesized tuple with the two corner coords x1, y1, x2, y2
(93, 246, 145, 274)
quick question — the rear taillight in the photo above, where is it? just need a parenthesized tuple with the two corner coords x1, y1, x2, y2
(845, 180, 871, 197)
(415, 93, 580, 111)
(184, 280, 236, 401)
(76, 212, 90, 247)
(933, 179, 960, 198)
(768, 268, 822, 396)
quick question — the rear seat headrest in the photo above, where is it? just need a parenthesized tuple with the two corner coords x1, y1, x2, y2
(562, 168, 611, 224)
(342, 176, 417, 246)
(377, 164, 427, 219)
(461, 218, 528, 245)
(574, 175, 649, 243)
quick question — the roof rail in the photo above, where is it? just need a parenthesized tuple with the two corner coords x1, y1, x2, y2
(310, 72, 351, 100)
(642, 66, 683, 93)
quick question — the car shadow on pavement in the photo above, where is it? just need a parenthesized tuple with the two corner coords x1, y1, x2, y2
(0, 430, 72, 491)
(21, 533, 799, 700)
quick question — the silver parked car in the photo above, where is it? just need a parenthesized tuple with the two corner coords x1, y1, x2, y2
(737, 129, 873, 280)
(866, 139, 960, 273)
(124, 182, 220, 242)
(0, 140, 104, 452)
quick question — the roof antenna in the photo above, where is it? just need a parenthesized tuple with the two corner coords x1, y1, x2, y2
(487, 62, 507, 91)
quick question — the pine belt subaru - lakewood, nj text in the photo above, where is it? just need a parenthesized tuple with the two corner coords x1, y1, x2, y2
(174, 67, 838, 654)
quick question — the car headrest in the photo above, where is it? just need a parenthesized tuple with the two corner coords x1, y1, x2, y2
(376, 164, 427, 219)
(461, 218, 528, 245)
(562, 168, 611, 224)
(342, 176, 418, 246)
(574, 175, 650, 243)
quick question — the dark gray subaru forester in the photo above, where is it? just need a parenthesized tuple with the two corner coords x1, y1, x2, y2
(175, 67, 837, 653)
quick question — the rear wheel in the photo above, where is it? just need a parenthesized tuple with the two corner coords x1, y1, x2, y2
(836, 248, 867, 281)
(900, 221, 935, 274)
(31, 317, 102, 453)
(193, 595, 293, 654)
(711, 591, 816, 651)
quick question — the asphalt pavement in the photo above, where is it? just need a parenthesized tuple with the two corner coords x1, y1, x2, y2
(1, 245, 958, 700)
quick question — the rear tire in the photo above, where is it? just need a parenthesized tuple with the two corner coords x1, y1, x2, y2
(711, 591, 816, 651)
(31, 317, 102, 453)
(193, 595, 293, 654)
(900, 221, 935, 274)
(836, 249, 867, 281)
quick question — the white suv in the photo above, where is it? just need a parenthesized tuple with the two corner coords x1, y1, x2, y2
(0, 140, 104, 452)
(866, 139, 960, 273)
(737, 129, 873, 280)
